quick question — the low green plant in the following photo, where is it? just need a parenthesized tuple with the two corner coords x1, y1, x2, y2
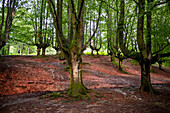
(82, 62, 91, 66)
(130, 59, 139, 65)
(51, 92, 61, 98)
(64, 66, 70, 71)
(111, 60, 119, 67)
(62, 61, 67, 64)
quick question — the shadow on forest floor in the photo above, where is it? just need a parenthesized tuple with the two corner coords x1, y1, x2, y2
(0, 55, 170, 113)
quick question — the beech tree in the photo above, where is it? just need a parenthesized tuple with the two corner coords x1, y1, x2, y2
(118, 0, 170, 93)
(31, 0, 53, 56)
(90, 17, 102, 55)
(48, 0, 102, 97)
(0, 0, 18, 50)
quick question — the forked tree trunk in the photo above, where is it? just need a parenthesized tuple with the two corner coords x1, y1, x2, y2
(48, 0, 102, 97)
(138, 0, 155, 93)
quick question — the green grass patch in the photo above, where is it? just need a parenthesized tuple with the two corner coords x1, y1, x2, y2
(120, 69, 128, 74)
(82, 62, 91, 66)
(64, 66, 70, 71)
(111, 60, 119, 67)
(62, 61, 67, 64)
(91, 55, 100, 58)
(40, 92, 63, 99)
(31, 55, 49, 58)
(130, 59, 139, 66)
(151, 69, 156, 73)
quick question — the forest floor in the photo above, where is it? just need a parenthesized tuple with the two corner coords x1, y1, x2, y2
(0, 55, 170, 113)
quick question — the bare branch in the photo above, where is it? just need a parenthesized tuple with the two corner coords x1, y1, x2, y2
(48, 0, 68, 52)
(144, 1, 169, 14)
(103, 0, 119, 13)
(132, 0, 139, 5)
(152, 43, 170, 55)
(82, 1, 103, 52)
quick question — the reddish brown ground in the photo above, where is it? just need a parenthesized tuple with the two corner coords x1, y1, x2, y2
(0, 55, 170, 113)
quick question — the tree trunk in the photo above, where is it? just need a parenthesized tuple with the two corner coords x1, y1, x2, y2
(8, 44, 10, 55)
(137, 0, 155, 93)
(37, 47, 41, 55)
(111, 54, 114, 62)
(140, 59, 155, 93)
(59, 50, 65, 60)
(119, 60, 122, 70)
(0, 41, 6, 50)
(96, 50, 99, 55)
(27, 47, 29, 55)
(68, 56, 87, 98)
(158, 61, 163, 70)
(42, 47, 46, 56)
(48, 0, 88, 98)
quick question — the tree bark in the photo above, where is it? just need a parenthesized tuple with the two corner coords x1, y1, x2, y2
(137, 0, 155, 93)
(37, 46, 41, 56)
(0, 0, 16, 50)
(67, 55, 87, 97)
(42, 47, 46, 56)
(48, 0, 102, 97)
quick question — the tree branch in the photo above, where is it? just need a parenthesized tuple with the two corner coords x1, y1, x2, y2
(132, 0, 139, 5)
(144, 1, 169, 14)
(70, 0, 79, 23)
(48, 0, 68, 52)
(81, 1, 102, 52)
(103, 0, 119, 13)
(151, 52, 170, 64)
(152, 43, 169, 55)
(78, 0, 84, 20)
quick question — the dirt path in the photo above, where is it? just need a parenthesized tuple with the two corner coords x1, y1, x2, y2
(0, 55, 170, 113)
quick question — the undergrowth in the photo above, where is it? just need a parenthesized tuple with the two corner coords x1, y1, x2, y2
(130, 59, 139, 66)
(111, 60, 119, 67)
(64, 66, 70, 71)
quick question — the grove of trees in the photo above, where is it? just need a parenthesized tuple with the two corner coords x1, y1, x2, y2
(0, 0, 169, 97)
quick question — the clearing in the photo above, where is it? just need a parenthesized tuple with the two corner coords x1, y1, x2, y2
(0, 55, 170, 113)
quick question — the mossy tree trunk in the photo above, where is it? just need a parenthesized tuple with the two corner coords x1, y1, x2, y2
(137, 0, 155, 93)
(118, 0, 155, 93)
(37, 45, 41, 56)
(67, 54, 87, 97)
(67, 0, 87, 97)
(48, 0, 86, 97)
(48, 0, 102, 97)
(139, 58, 154, 93)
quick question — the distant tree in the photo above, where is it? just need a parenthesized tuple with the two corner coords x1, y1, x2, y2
(90, 16, 102, 55)
(31, 0, 52, 56)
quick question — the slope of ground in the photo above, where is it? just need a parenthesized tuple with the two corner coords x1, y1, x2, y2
(0, 55, 170, 113)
